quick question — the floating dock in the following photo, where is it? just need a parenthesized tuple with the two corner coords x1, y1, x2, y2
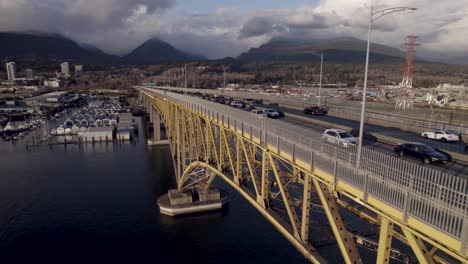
(157, 188, 228, 216)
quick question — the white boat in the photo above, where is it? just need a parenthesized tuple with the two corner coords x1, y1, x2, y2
(64, 119, 74, 127)
(57, 126, 65, 135)
(103, 118, 111, 126)
(71, 125, 80, 134)
(64, 128, 72, 135)
(4, 122, 20, 132)
(50, 129, 57, 135)
(80, 119, 89, 127)
(95, 119, 103, 127)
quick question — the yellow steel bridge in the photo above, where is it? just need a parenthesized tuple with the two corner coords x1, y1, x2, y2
(141, 87, 468, 264)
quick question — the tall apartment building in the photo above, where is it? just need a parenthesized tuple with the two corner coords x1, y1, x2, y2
(60, 62, 70, 78)
(75, 65, 83, 76)
(6, 62, 16, 81)
(26, 69, 34, 79)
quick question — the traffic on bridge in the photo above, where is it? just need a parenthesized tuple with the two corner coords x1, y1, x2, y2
(140, 86, 468, 264)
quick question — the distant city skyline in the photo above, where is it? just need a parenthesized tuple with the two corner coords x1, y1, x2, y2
(0, 0, 467, 63)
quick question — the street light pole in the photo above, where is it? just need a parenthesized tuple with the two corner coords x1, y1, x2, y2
(318, 52, 323, 107)
(356, 6, 373, 168)
(223, 65, 226, 88)
(355, 6, 417, 168)
(184, 64, 187, 88)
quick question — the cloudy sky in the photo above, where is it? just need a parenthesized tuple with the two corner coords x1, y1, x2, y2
(0, 0, 467, 63)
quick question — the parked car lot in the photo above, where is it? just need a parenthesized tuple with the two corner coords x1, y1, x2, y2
(394, 142, 451, 164)
(421, 130, 460, 142)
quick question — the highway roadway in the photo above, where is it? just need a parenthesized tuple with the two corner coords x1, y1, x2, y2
(179, 92, 468, 177)
(232, 101, 468, 177)
(281, 114, 468, 178)
(274, 105, 467, 154)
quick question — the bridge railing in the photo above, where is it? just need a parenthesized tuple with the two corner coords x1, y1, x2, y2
(146, 88, 468, 243)
(141, 86, 468, 135)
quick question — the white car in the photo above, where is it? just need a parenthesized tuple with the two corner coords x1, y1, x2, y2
(244, 99, 257, 105)
(323, 129, 357, 147)
(421, 130, 460, 142)
(264, 109, 280, 118)
(230, 101, 244, 108)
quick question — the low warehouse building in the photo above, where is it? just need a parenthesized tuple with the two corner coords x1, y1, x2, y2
(79, 127, 114, 142)
(116, 131, 131, 141)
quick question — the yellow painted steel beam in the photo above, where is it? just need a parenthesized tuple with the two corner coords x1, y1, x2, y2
(267, 152, 301, 240)
(301, 174, 312, 243)
(240, 138, 261, 198)
(179, 161, 327, 264)
(259, 150, 270, 208)
(402, 228, 435, 264)
(145, 90, 468, 264)
(376, 217, 394, 264)
(220, 128, 236, 179)
(312, 178, 362, 264)
(180, 110, 187, 171)
(235, 135, 242, 185)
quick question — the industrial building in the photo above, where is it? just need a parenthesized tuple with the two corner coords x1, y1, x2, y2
(79, 127, 114, 142)
(116, 113, 135, 141)
(24, 91, 80, 107)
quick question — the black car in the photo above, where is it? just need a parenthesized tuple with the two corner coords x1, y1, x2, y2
(394, 143, 450, 164)
(304, 106, 328, 115)
(215, 96, 226, 104)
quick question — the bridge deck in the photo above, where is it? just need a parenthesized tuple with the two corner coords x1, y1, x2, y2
(142, 87, 468, 263)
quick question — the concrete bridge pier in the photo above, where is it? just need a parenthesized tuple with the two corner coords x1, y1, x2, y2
(148, 106, 169, 147)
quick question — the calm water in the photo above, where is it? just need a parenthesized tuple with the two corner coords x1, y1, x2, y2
(0, 118, 308, 264)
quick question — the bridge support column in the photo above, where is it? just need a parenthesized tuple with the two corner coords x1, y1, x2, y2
(149, 104, 154, 122)
(402, 229, 435, 264)
(148, 107, 169, 147)
(313, 178, 362, 264)
(376, 217, 393, 264)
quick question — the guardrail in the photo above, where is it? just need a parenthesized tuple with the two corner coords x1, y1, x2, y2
(141, 86, 468, 138)
(144, 87, 468, 246)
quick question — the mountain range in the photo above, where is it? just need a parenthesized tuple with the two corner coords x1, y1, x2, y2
(0, 32, 201, 65)
(237, 37, 407, 64)
(0, 32, 414, 66)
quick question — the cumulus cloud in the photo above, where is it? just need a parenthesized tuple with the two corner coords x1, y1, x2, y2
(0, 0, 467, 63)
(240, 16, 286, 38)
(0, 0, 175, 53)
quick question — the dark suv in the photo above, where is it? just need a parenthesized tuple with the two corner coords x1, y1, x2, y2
(394, 143, 450, 164)
(304, 106, 328, 115)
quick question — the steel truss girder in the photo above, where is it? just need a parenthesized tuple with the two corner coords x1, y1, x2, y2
(313, 178, 362, 264)
(143, 92, 467, 264)
(377, 217, 394, 264)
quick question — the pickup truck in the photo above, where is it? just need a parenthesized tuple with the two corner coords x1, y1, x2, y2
(421, 130, 460, 142)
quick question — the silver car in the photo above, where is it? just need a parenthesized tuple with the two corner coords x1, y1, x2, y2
(323, 129, 357, 147)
